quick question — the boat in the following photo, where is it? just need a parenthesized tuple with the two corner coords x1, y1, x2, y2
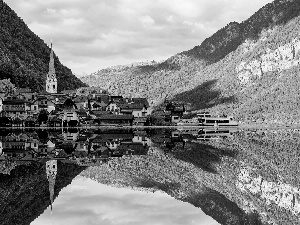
(197, 128, 237, 140)
(197, 113, 238, 127)
(177, 118, 199, 126)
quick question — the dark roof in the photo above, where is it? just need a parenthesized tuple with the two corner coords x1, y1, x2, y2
(25, 116, 37, 122)
(97, 114, 134, 120)
(61, 90, 76, 94)
(38, 90, 52, 95)
(73, 96, 88, 103)
(120, 109, 133, 113)
(76, 111, 88, 117)
(92, 133, 133, 142)
(92, 111, 111, 116)
(49, 116, 62, 122)
(118, 103, 146, 110)
(3, 99, 28, 105)
(132, 98, 149, 107)
(134, 117, 148, 122)
(16, 88, 32, 93)
(96, 95, 110, 104)
(85, 115, 95, 120)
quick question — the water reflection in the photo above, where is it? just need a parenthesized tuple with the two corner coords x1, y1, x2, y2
(0, 128, 300, 224)
(0, 129, 151, 165)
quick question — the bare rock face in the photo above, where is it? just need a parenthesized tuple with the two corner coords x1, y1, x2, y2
(236, 38, 300, 86)
(237, 167, 300, 216)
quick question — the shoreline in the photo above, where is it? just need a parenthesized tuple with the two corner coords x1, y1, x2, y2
(0, 124, 299, 130)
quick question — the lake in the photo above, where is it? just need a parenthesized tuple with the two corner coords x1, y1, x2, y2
(0, 128, 299, 225)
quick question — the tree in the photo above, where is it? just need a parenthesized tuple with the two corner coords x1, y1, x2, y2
(0, 78, 15, 94)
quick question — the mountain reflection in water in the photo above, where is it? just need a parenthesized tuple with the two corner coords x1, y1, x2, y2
(0, 128, 299, 224)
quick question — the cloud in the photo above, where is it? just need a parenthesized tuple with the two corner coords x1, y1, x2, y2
(31, 176, 219, 225)
(166, 15, 174, 23)
(44, 8, 56, 14)
(140, 15, 155, 27)
(4, 0, 274, 76)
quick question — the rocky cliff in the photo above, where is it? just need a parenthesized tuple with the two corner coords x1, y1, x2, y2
(81, 0, 300, 123)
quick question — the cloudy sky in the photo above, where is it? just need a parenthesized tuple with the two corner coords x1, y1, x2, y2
(31, 176, 219, 225)
(5, 0, 273, 77)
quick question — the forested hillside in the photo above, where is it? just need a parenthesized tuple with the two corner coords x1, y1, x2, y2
(81, 129, 300, 225)
(0, 161, 85, 225)
(81, 0, 300, 124)
(0, 0, 86, 92)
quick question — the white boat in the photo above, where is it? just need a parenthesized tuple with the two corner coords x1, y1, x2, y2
(197, 128, 237, 140)
(197, 113, 238, 127)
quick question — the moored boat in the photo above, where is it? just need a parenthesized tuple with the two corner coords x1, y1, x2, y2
(197, 113, 238, 127)
(197, 127, 238, 140)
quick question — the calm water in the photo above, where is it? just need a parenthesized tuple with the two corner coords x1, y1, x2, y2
(0, 128, 299, 225)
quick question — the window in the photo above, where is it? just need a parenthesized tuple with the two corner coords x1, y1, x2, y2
(53, 85, 55, 89)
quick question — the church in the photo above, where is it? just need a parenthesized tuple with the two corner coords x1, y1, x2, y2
(46, 42, 57, 94)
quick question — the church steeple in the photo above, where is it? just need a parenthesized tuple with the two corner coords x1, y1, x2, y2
(49, 40, 55, 77)
(46, 160, 57, 214)
(46, 40, 57, 93)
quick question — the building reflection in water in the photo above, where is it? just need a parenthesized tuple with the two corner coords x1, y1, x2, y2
(3, 128, 300, 225)
(0, 129, 152, 165)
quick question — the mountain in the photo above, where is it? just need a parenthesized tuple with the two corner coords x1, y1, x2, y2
(0, 161, 85, 225)
(0, 0, 86, 92)
(80, 0, 300, 124)
(81, 129, 300, 225)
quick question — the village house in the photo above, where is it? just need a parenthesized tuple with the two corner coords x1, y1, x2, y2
(15, 88, 37, 102)
(1, 133, 31, 159)
(48, 115, 62, 127)
(60, 89, 76, 97)
(2, 97, 31, 118)
(90, 98, 108, 111)
(165, 102, 185, 123)
(0, 42, 158, 127)
(0, 91, 6, 112)
(0, 96, 4, 112)
(106, 101, 121, 114)
(30, 96, 56, 114)
(118, 98, 150, 117)
(60, 99, 79, 126)
(74, 134, 89, 152)
(73, 96, 89, 110)
(95, 114, 134, 126)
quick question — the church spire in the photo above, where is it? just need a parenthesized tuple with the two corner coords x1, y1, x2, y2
(46, 160, 57, 214)
(49, 40, 55, 77)
(46, 40, 57, 93)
